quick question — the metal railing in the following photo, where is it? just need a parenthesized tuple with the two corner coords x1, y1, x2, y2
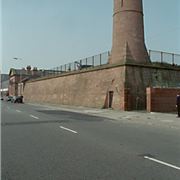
(33, 50, 179, 79)
(149, 50, 180, 65)
(37, 51, 110, 78)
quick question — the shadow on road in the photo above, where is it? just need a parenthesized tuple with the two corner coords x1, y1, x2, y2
(37, 110, 106, 122)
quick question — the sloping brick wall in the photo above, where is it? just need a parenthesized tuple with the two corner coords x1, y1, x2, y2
(23, 63, 180, 111)
(126, 65, 180, 110)
(23, 66, 127, 110)
(146, 87, 180, 112)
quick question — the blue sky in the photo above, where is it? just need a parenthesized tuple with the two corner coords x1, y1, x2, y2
(1, 0, 180, 73)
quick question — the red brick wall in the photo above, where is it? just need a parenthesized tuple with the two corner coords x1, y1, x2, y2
(126, 65, 180, 110)
(23, 64, 180, 111)
(146, 87, 180, 112)
(23, 66, 127, 110)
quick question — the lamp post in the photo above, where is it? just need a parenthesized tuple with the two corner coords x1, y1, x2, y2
(13, 57, 23, 96)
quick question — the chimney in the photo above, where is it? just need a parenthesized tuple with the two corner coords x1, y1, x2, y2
(26, 65, 31, 75)
(110, 0, 150, 64)
(32, 67, 38, 76)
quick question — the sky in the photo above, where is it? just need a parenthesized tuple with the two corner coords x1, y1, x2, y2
(1, 0, 180, 74)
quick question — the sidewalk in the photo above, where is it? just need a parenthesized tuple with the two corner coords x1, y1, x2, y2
(28, 102, 180, 130)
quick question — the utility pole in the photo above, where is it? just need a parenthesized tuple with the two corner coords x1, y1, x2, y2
(13, 57, 23, 96)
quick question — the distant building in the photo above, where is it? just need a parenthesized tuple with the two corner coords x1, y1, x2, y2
(8, 66, 44, 96)
(1, 74, 9, 96)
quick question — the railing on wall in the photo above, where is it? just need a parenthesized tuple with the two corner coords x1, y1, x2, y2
(33, 50, 180, 79)
(149, 50, 180, 66)
(38, 51, 110, 78)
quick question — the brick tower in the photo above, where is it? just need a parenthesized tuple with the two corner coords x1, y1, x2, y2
(110, 0, 150, 64)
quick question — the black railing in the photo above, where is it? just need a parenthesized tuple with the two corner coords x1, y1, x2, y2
(37, 51, 110, 78)
(33, 50, 179, 79)
(149, 50, 180, 65)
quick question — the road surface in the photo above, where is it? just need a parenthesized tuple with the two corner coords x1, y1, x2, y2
(1, 101, 180, 180)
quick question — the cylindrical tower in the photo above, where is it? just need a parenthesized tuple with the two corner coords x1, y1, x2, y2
(110, 0, 150, 64)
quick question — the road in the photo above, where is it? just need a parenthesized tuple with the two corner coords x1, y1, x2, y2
(1, 101, 180, 180)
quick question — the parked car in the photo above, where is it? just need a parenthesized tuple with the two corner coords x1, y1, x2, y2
(11, 96, 16, 103)
(6, 96, 13, 102)
(11, 96, 23, 103)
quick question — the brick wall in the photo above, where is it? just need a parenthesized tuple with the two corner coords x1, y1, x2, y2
(23, 66, 127, 110)
(23, 63, 180, 111)
(146, 87, 180, 112)
(126, 65, 180, 110)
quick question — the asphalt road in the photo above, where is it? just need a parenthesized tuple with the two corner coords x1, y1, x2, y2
(1, 101, 180, 180)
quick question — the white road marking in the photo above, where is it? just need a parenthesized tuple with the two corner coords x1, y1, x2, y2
(144, 156, 180, 170)
(16, 110, 22, 113)
(60, 126, 78, 134)
(30, 115, 39, 119)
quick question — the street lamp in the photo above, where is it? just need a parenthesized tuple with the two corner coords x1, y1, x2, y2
(12, 57, 23, 95)
(13, 57, 23, 81)
(13, 57, 22, 61)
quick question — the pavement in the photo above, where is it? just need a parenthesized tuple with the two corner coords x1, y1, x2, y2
(27, 102, 180, 130)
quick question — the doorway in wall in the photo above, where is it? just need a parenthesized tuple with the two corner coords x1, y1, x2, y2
(109, 91, 114, 108)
